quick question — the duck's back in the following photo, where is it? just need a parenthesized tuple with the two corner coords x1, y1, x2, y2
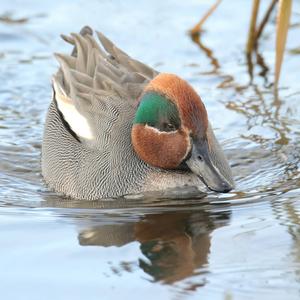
(42, 27, 158, 199)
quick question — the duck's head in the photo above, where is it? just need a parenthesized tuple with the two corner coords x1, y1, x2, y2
(131, 73, 234, 193)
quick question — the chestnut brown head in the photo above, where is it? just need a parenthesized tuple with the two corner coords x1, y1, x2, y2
(131, 73, 234, 193)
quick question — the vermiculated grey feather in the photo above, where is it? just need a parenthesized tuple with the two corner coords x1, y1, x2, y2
(41, 26, 225, 200)
(42, 27, 157, 199)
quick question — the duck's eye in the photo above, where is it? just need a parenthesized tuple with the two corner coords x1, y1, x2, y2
(163, 123, 176, 132)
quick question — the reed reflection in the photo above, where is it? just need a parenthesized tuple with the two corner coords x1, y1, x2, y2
(190, 32, 220, 75)
(189, 31, 290, 147)
(226, 87, 290, 146)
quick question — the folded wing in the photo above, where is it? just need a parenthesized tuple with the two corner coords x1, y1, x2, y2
(52, 26, 159, 148)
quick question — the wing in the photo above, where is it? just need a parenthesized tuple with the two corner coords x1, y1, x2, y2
(52, 26, 159, 148)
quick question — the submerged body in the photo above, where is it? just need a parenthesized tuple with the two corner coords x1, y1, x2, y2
(42, 26, 234, 200)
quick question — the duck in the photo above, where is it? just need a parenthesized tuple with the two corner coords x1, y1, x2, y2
(41, 26, 234, 200)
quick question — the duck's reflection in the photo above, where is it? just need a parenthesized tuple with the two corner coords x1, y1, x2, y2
(77, 208, 230, 283)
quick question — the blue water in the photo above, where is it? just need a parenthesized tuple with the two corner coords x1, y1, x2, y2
(1, 1, 300, 299)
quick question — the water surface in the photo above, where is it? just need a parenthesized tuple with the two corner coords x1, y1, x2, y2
(1, 1, 300, 299)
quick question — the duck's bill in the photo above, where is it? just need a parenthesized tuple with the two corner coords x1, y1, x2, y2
(186, 127, 234, 193)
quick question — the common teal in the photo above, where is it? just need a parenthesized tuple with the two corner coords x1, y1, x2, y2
(41, 26, 234, 200)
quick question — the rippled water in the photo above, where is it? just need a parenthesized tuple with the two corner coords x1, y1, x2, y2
(1, 1, 300, 299)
